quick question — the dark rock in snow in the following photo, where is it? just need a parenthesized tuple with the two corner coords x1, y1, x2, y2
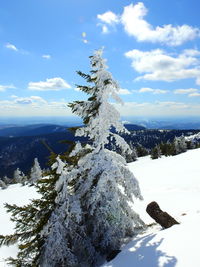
(146, 201, 179, 229)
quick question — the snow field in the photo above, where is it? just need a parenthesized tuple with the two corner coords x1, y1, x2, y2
(1, 149, 200, 266)
(103, 148, 200, 267)
(0, 185, 39, 266)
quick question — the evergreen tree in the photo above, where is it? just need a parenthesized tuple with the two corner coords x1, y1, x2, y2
(2, 175, 11, 185)
(186, 140, 196, 150)
(0, 153, 75, 266)
(136, 144, 149, 157)
(0, 179, 7, 189)
(125, 141, 138, 162)
(160, 142, 172, 156)
(151, 145, 161, 160)
(13, 168, 24, 184)
(0, 49, 144, 267)
(174, 135, 187, 155)
(29, 158, 43, 185)
(179, 135, 187, 152)
(67, 48, 145, 265)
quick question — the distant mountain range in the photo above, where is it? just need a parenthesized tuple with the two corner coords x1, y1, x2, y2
(0, 124, 69, 137)
(2, 116, 200, 130)
(0, 124, 145, 178)
(0, 123, 146, 137)
(0, 123, 199, 178)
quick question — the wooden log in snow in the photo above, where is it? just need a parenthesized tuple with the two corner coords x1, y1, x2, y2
(146, 201, 179, 229)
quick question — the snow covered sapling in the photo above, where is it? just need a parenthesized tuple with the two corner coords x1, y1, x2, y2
(0, 48, 144, 267)
(174, 135, 187, 155)
(2, 175, 11, 185)
(0, 179, 7, 189)
(68, 48, 145, 265)
(13, 168, 25, 184)
(29, 158, 42, 185)
(0, 153, 72, 266)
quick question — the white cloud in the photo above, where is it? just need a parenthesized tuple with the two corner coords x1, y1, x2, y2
(139, 87, 168, 94)
(42, 54, 51, 59)
(113, 101, 198, 117)
(121, 3, 199, 46)
(97, 2, 200, 46)
(5, 43, 30, 55)
(97, 11, 119, 34)
(122, 120, 131, 124)
(118, 88, 131, 95)
(0, 96, 72, 116)
(0, 84, 15, 92)
(97, 11, 119, 24)
(28, 77, 71, 91)
(29, 96, 47, 103)
(174, 88, 198, 94)
(5, 43, 18, 51)
(13, 96, 47, 105)
(188, 92, 200, 97)
(102, 25, 109, 34)
(125, 49, 200, 84)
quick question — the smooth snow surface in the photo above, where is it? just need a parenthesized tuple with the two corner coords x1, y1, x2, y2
(102, 149, 200, 267)
(0, 149, 200, 266)
(0, 185, 39, 266)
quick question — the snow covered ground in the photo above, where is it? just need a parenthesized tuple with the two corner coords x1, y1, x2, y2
(0, 185, 39, 266)
(103, 148, 200, 267)
(0, 149, 200, 266)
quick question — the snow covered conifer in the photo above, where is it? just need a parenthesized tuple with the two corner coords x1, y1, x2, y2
(179, 135, 187, 152)
(2, 175, 11, 185)
(0, 179, 7, 189)
(13, 168, 24, 184)
(151, 145, 161, 159)
(68, 48, 145, 265)
(0, 153, 71, 266)
(0, 48, 144, 267)
(0, 145, 94, 266)
(174, 135, 187, 155)
(29, 158, 42, 185)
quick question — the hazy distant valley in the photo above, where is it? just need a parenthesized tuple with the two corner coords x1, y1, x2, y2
(0, 122, 199, 178)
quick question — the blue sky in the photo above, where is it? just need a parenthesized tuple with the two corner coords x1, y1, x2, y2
(1, 0, 200, 118)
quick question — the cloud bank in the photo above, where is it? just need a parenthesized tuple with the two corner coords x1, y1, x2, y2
(97, 2, 200, 46)
(28, 77, 71, 91)
(125, 49, 200, 84)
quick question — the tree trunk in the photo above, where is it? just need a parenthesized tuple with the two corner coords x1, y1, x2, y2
(146, 201, 179, 229)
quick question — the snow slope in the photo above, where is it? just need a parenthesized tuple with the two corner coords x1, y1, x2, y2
(103, 148, 200, 267)
(0, 185, 39, 266)
(0, 149, 200, 266)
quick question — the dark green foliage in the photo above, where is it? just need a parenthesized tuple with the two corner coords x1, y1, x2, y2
(160, 142, 176, 156)
(0, 166, 59, 265)
(136, 144, 149, 157)
(68, 70, 102, 128)
(0, 139, 81, 266)
(150, 146, 161, 160)
(76, 71, 96, 83)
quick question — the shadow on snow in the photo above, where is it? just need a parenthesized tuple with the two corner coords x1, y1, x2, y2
(104, 233, 177, 267)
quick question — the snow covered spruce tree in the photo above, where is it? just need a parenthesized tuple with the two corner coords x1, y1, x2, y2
(13, 168, 26, 185)
(0, 144, 95, 266)
(0, 153, 62, 266)
(68, 48, 145, 264)
(0, 48, 144, 267)
(29, 158, 43, 185)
